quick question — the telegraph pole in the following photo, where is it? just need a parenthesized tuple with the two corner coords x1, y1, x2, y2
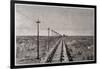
(36, 19, 40, 59)
(48, 28, 50, 51)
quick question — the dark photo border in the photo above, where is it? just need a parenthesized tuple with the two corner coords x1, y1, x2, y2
(10, 0, 96, 69)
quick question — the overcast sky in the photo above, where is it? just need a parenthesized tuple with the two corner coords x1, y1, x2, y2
(15, 4, 94, 36)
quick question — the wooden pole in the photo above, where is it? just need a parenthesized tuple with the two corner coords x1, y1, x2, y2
(36, 19, 40, 59)
(48, 28, 50, 51)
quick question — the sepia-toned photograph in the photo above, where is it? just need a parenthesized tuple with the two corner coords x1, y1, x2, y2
(11, 1, 96, 68)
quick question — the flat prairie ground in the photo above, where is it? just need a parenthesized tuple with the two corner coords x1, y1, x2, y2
(15, 36, 95, 65)
(64, 36, 94, 61)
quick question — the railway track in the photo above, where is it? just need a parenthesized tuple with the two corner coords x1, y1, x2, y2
(42, 37, 73, 63)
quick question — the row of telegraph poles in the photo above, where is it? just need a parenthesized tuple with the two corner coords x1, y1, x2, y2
(17, 11, 62, 59)
(35, 19, 62, 60)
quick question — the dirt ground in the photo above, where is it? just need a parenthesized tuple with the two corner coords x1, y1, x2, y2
(16, 36, 95, 65)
